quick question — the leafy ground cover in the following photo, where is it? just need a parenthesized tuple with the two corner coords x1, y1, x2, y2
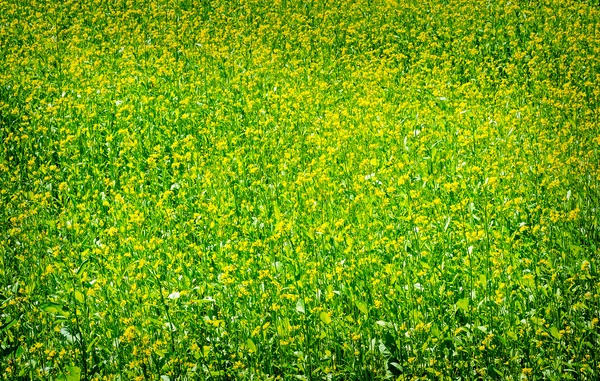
(1, 0, 599, 379)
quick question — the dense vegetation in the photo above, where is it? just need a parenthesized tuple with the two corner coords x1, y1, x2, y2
(1, 0, 599, 379)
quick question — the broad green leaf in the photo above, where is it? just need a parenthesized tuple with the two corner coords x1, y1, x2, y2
(247, 338, 257, 353)
(41, 302, 62, 314)
(64, 365, 81, 381)
(296, 299, 305, 314)
(456, 298, 469, 311)
(378, 342, 389, 354)
(74, 291, 85, 303)
(40, 302, 69, 316)
(355, 301, 368, 315)
(319, 311, 332, 324)
(550, 326, 561, 339)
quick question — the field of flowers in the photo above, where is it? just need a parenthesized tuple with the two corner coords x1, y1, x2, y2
(1, 0, 599, 379)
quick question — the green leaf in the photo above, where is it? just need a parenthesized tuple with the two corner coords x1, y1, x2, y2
(64, 365, 81, 381)
(456, 298, 469, 311)
(530, 317, 544, 326)
(506, 330, 517, 341)
(86, 337, 100, 354)
(550, 326, 561, 339)
(76, 259, 90, 275)
(296, 299, 305, 314)
(40, 302, 69, 317)
(319, 311, 332, 324)
(148, 318, 163, 326)
(74, 291, 85, 303)
(246, 338, 257, 353)
(272, 261, 283, 273)
(489, 367, 503, 378)
(0, 318, 17, 334)
(355, 301, 368, 315)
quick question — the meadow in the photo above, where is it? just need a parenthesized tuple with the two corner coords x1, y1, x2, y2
(1, 0, 599, 379)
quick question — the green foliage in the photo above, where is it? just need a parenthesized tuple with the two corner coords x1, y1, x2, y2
(1, 0, 599, 379)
